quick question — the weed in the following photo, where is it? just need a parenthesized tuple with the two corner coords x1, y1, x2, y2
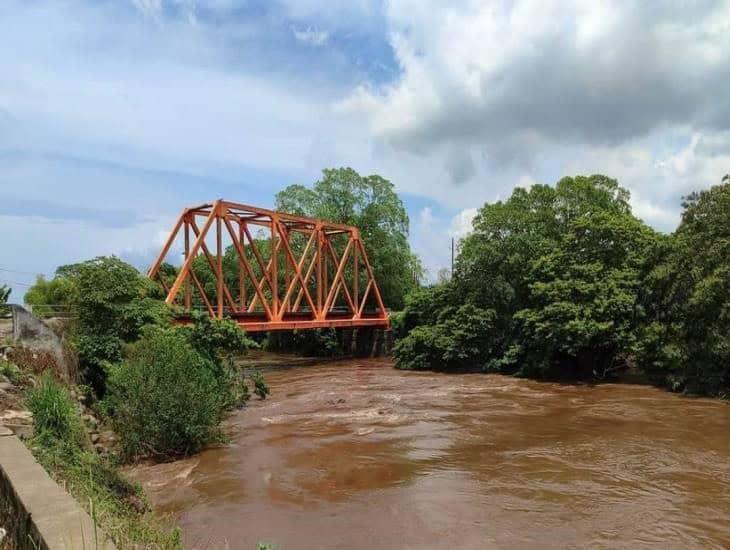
(250, 370, 270, 400)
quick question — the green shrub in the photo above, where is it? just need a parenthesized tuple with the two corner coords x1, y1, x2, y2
(394, 304, 498, 371)
(250, 369, 270, 399)
(26, 373, 83, 445)
(23, 275, 76, 317)
(0, 359, 26, 386)
(26, 375, 182, 548)
(184, 312, 257, 365)
(25, 256, 171, 397)
(106, 328, 226, 459)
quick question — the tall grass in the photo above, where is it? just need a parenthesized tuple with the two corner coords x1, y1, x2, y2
(25, 374, 182, 549)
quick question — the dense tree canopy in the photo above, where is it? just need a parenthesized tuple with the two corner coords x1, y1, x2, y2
(636, 179, 730, 394)
(394, 174, 730, 396)
(276, 167, 422, 309)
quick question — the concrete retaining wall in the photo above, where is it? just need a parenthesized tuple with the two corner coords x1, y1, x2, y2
(0, 428, 114, 549)
(8, 306, 74, 381)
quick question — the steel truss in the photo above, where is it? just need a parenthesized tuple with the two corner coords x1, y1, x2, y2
(147, 200, 389, 331)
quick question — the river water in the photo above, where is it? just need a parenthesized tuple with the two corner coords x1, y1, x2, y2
(129, 358, 730, 549)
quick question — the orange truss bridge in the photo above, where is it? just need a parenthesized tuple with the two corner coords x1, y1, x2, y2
(147, 200, 389, 332)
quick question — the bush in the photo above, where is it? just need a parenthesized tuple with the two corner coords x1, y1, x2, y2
(394, 303, 498, 371)
(26, 375, 181, 548)
(184, 312, 257, 365)
(24, 256, 171, 397)
(106, 328, 225, 459)
(250, 369, 270, 399)
(26, 373, 83, 445)
(23, 275, 76, 317)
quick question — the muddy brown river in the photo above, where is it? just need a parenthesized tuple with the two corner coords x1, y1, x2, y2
(130, 358, 730, 549)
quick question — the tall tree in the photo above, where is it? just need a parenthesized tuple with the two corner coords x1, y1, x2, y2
(394, 174, 656, 378)
(276, 167, 422, 309)
(640, 177, 730, 394)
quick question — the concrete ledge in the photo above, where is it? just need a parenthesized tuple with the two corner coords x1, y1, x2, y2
(0, 431, 115, 549)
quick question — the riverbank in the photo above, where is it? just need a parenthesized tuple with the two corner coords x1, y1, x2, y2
(0, 355, 182, 548)
(128, 357, 730, 549)
(0, 348, 310, 548)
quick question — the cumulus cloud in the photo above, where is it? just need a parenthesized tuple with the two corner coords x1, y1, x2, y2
(354, 1, 730, 155)
(340, 0, 730, 211)
(449, 207, 478, 238)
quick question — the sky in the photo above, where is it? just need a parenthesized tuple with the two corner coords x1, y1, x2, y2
(2, 0, 730, 301)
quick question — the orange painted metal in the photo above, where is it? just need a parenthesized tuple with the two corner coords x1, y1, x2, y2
(147, 200, 389, 332)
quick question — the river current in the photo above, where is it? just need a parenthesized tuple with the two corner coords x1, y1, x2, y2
(129, 358, 730, 549)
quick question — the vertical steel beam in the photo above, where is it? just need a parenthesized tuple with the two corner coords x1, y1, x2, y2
(271, 215, 279, 320)
(216, 209, 223, 319)
(353, 232, 359, 313)
(184, 218, 191, 311)
(316, 225, 323, 319)
(356, 238, 387, 315)
(322, 234, 328, 315)
(189, 218, 238, 310)
(238, 219, 246, 310)
(222, 217, 273, 319)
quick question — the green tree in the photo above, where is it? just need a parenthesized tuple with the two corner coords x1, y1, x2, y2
(0, 284, 10, 304)
(25, 257, 169, 395)
(394, 174, 650, 378)
(638, 177, 730, 395)
(506, 211, 657, 379)
(276, 167, 422, 309)
(23, 275, 76, 316)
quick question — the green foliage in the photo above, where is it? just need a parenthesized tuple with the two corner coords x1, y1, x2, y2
(250, 369, 270, 399)
(27, 375, 181, 548)
(507, 212, 657, 379)
(25, 256, 170, 396)
(0, 284, 10, 304)
(636, 178, 730, 395)
(276, 167, 422, 310)
(394, 301, 498, 371)
(395, 173, 730, 396)
(184, 312, 257, 363)
(26, 373, 83, 445)
(105, 328, 225, 459)
(23, 274, 76, 316)
(394, 175, 633, 378)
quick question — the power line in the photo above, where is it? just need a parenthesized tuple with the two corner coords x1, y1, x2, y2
(0, 279, 34, 287)
(0, 266, 47, 277)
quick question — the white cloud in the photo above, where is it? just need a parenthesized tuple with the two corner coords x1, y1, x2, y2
(293, 27, 329, 46)
(340, 0, 730, 222)
(449, 208, 477, 238)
